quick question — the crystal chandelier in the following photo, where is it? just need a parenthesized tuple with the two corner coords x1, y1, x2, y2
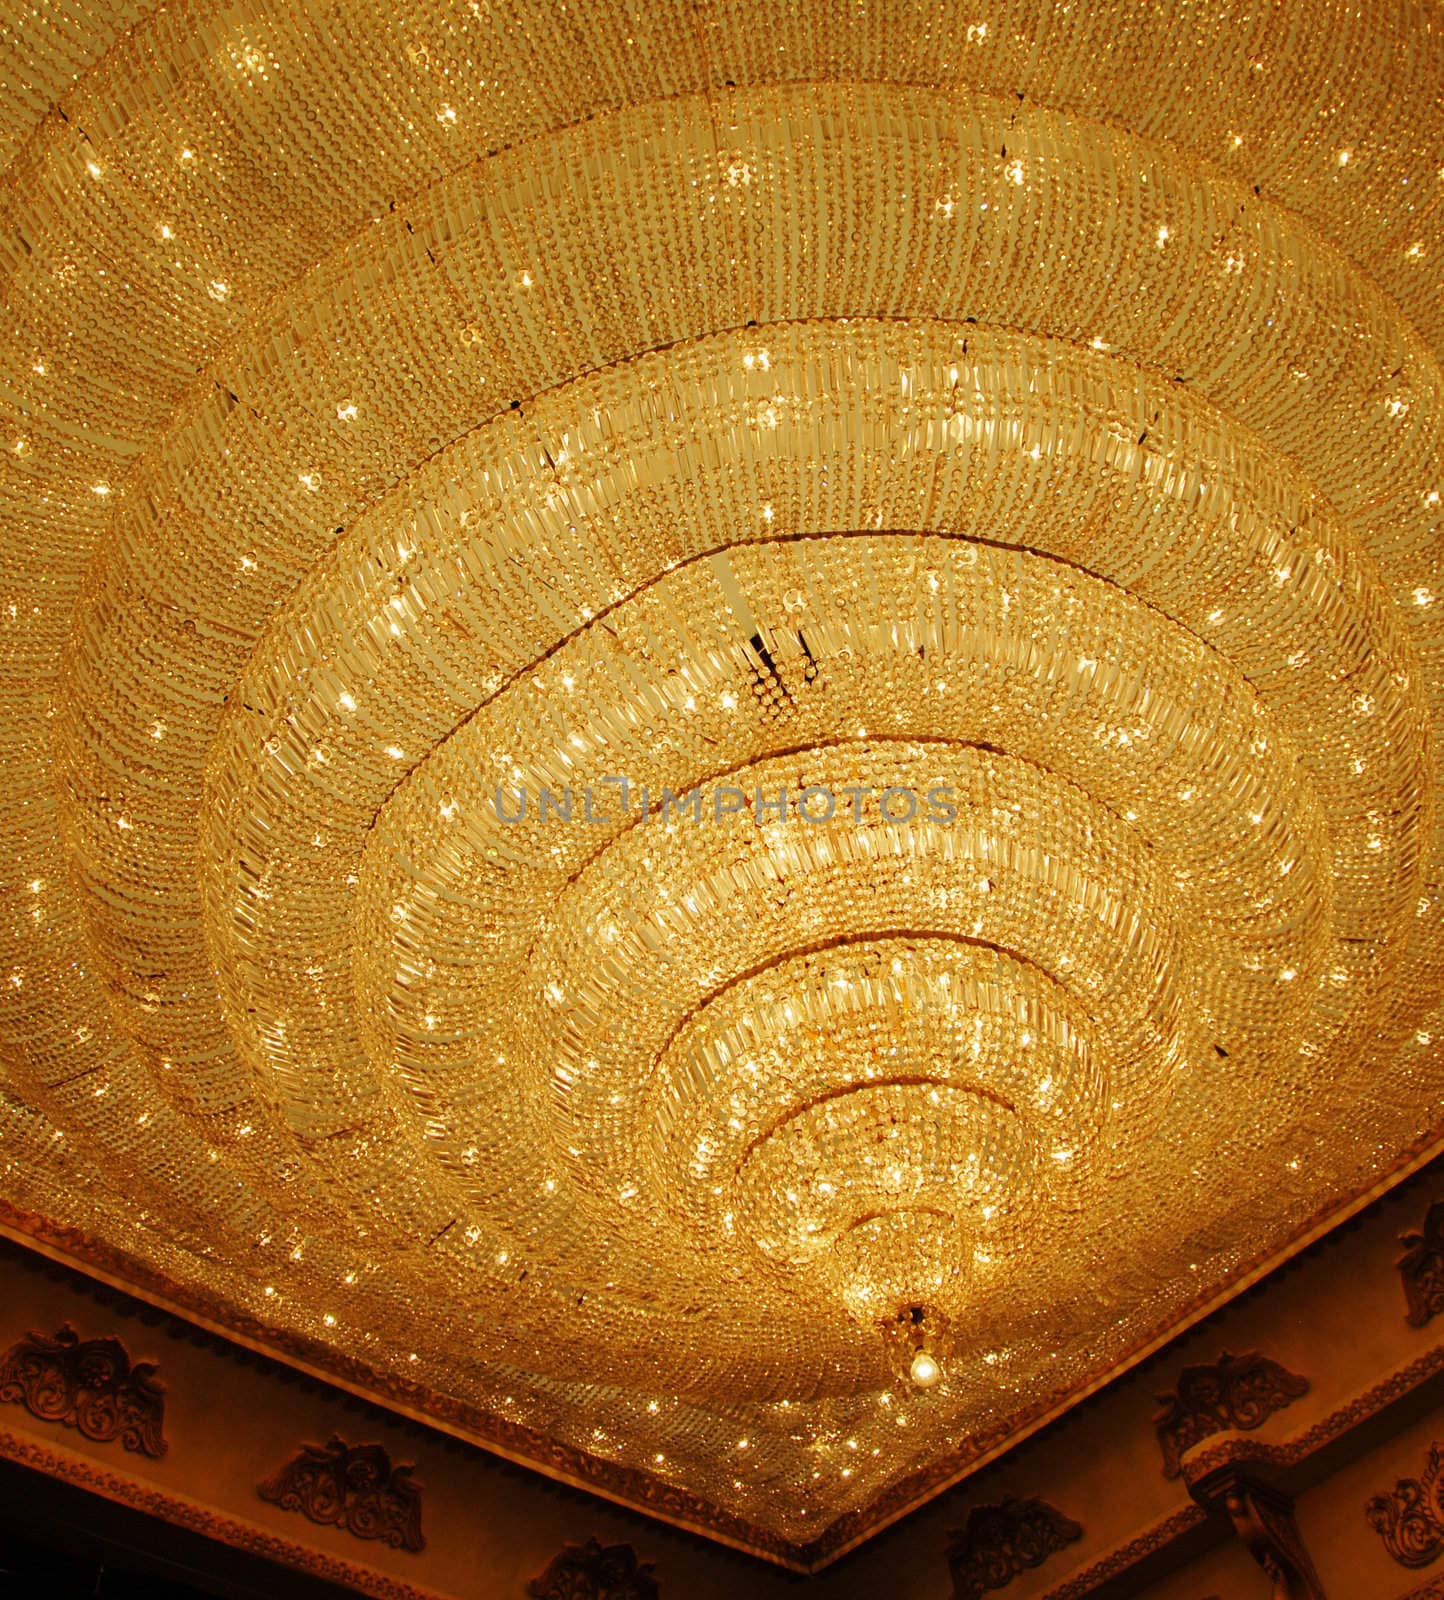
(0, 0, 1440, 1565)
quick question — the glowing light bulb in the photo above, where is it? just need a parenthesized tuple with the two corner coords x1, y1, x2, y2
(909, 1350, 942, 1388)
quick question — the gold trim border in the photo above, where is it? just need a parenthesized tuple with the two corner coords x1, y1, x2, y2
(1, 1131, 1440, 1572)
(0, 1424, 455, 1600)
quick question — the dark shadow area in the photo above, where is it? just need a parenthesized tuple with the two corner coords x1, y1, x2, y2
(0, 1453, 361, 1598)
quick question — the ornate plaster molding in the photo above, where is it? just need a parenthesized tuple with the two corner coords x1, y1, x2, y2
(0, 1322, 166, 1457)
(258, 1435, 425, 1552)
(1181, 1343, 1444, 1480)
(0, 1424, 447, 1600)
(1043, 1348, 1444, 1597)
(0, 1213, 798, 1566)
(1400, 1200, 1444, 1328)
(946, 1495, 1083, 1600)
(0, 1170, 1437, 1574)
(1366, 1440, 1444, 1569)
(527, 1537, 660, 1599)
(1187, 1463, 1327, 1598)
(1154, 1350, 1309, 1478)
(1039, 1505, 1207, 1600)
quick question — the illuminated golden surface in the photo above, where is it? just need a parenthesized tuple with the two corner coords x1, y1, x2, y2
(1, 0, 1442, 1565)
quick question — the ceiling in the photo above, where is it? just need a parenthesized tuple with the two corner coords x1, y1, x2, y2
(0, 0, 1441, 1571)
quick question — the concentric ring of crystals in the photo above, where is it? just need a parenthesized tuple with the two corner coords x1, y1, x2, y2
(649, 935, 1105, 1253)
(187, 314, 1420, 1396)
(334, 532, 1329, 1372)
(58, 97, 1437, 1236)
(1, 3, 1441, 1555)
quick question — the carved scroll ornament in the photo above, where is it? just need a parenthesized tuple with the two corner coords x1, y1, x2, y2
(0, 1322, 166, 1457)
(527, 1537, 660, 1600)
(258, 1435, 424, 1552)
(1367, 1441, 1444, 1569)
(946, 1495, 1083, 1600)
(1154, 1350, 1308, 1478)
(1400, 1199, 1444, 1328)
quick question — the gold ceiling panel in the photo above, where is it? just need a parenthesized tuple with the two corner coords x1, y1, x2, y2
(1, 0, 1443, 1568)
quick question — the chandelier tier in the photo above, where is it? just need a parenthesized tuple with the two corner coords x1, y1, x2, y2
(2, 0, 1442, 1566)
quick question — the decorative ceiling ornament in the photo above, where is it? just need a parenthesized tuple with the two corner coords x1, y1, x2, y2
(527, 1538, 660, 1600)
(0, 0, 1442, 1568)
(0, 1323, 166, 1458)
(945, 1495, 1083, 1599)
(1366, 1442, 1444, 1570)
(1155, 1352, 1310, 1479)
(258, 1436, 425, 1553)
(1188, 1464, 1327, 1600)
(1399, 1200, 1444, 1328)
